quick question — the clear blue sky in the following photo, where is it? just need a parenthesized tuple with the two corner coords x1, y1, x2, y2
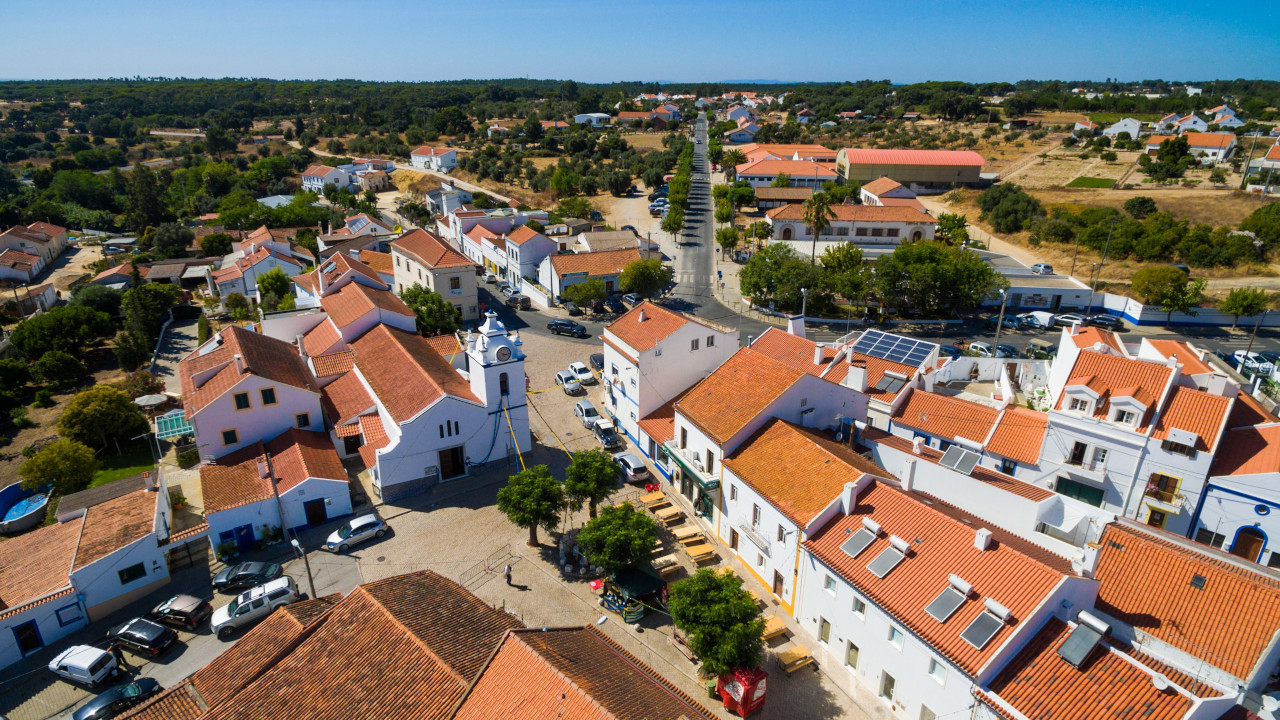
(8, 0, 1277, 84)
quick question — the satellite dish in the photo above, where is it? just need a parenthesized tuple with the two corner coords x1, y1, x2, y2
(1151, 674, 1170, 691)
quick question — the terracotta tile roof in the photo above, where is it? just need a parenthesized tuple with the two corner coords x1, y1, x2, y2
(179, 326, 318, 416)
(1147, 340, 1213, 374)
(1184, 132, 1235, 149)
(605, 301, 731, 353)
(302, 318, 343, 356)
(73, 488, 156, 570)
(357, 414, 389, 467)
(863, 427, 1053, 501)
(321, 371, 375, 425)
(320, 280, 413, 329)
(1266, 145, 1280, 162)
(1093, 521, 1280, 679)
(1057, 350, 1173, 424)
(839, 148, 986, 167)
(311, 349, 354, 377)
(753, 186, 814, 200)
(1227, 388, 1273, 429)
(726, 419, 882, 527)
(548, 248, 641, 278)
(1211, 425, 1280, 476)
(0, 517, 81, 614)
(200, 430, 345, 513)
(352, 325, 479, 423)
(391, 228, 474, 269)
(1069, 327, 1123, 353)
(861, 177, 905, 196)
(455, 626, 718, 720)
(0, 248, 40, 270)
(985, 406, 1049, 465)
(302, 165, 337, 178)
(267, 428, 348, 489)
(425, 333, 463, 359)
(981, 617, 1196, 720)
(747, 328, 919, 403)
(675, 347, 805, 445)
(411, 146, 453, 157)
(736, 158, 838, 179)
(892, 388, 1000, 445)
(325, 251, 387, 288)
(25, 220, 66, 237)
(1146, 135, 1178, 147)
(505, 225, 545, 247)
(739, 143, 838, 161)
(637, 389, 689, 445)
(356, 250, 392, 275)
(805, 479, 1068, 675)
(766, 203, 936, 224)
(1151, 386, 1232, 452)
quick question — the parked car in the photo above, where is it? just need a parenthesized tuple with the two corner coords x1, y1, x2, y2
(326, 514, 388, 553)
(1053, 313, 1086, 328)
(589, 353, 604, 371)
(211, 577, 300, 639)
(574, 400, 601, 429)
(49, 646, 119, 688)
(621, 293, 641, 307)
(968, 341, 994, 358)
(494, 280, 511, 294)
(621, 225, 636, 233)
(106, 618, 178, 658)
(1257, 351, 1280, 368)
(483, 272, 498, 284)
(500, 285, 517, 298)
(547, 319, 587, 338)
(147, 594, 213, 630)
(212, 561, 282, 593)
(1086, 314, 1124, 331)
(555, 370, 583, 395)
(1031, 263, 1054, 275)
(590, 210, 604, 222)
(590, 299, 607, 314)
(612, 452, 650, 483)
(593, 420, 624, 450)
(562, 301, 583, 316)
(505, 294, 530, 310)
(569, 361, 595, 385)
(1026, 339, 1058, 360)
(72, 679, 163, 720)
(995, 344, 1021, 359)
(1017, 312, 1054, 329)
(604, 297, 625, 314)
(939, 345, 964, 358)
(982, 315, 1021, 331)
(1234, 351, 1276, 375)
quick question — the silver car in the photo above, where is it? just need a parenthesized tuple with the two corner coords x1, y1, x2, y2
(574, 399, 600, 428)
(555, 370, 583, 395)
(612, 452, 650, 483)
(211, 576, 299, 639)
(325, 514, 388, 552)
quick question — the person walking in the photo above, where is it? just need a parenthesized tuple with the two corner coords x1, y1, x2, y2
(109, 642, 129, 670)
(504, 564, 513, 586)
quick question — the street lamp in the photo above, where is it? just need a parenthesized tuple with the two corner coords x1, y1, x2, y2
(993, 288, 1009, 352)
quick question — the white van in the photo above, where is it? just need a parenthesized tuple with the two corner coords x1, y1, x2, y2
(48, 645, 119, 687)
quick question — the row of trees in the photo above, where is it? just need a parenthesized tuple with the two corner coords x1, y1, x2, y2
(560, 258, 675, 308)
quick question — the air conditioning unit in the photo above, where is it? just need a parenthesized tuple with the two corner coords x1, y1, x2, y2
(694, 458, 706, 472)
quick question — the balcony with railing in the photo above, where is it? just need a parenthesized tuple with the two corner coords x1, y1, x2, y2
(1143, 481, 1184, 512)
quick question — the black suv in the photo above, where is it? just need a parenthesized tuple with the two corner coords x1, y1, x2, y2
(107, 618, 178, 657)
(148, 594, 213, 630)
(213, 561, 283, 592)
(1086, 314, 1124, 331)
(547, 319, 588, 338)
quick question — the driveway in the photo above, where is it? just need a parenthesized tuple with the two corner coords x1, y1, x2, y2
(152, 316, 201, 394)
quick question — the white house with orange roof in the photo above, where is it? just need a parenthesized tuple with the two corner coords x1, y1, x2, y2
(301, 165, 350, 193)
(291, 251, 389, 309)
(1176, 115, 1210, 134)
(766, 203, 937, 258)
(1196, 402, 1280, 566)
(300, 279, 418, 357)
(390, 228, 479, 321)
(600, 301, 737, 460)
(1146, 133, 1237, 164)
(798, 474, 1098, 720)
(500, 224, 557, 287)
(859, 177, 918, 206)
(734, 158, 838, 189)
(409, 146, 457, 172)
(0, 221, 69, 263)
(178, 325, 325, 459)
(200, 428, 352, 553)
(212, 245, 303, 300)
(538, 248, 640, 301)
(0, 248, 45, 282)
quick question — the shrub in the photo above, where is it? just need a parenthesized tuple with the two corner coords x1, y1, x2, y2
(177, 449, 200, 468)
(9, 407, 34, 429)
(32, 389, 54, 408)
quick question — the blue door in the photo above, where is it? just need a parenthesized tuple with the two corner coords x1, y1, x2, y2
(233, 524, 255, 551)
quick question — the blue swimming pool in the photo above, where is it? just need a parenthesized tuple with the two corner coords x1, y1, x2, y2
(0, 482, 50, 533)
(3, 493, 47, 522)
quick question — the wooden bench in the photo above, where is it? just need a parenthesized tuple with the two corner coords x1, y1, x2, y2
(658, 563, 682, 579)
(640, 491, 666, 505)
(762, 615, 788, 641)
(776, 645, 814, 674)
(655, 506, 684, 524)
(672, 525, 704, 544)
(684, 542, 716, 562)
(652, 554, 678, 570)
(748, 589, 767, 609)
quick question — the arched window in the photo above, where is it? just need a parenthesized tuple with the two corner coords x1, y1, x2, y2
(499, 373, 509, 396)
(781, 227, 793, 241)
(1232, 527, 1267, 562)
(912, 230, 923, 241)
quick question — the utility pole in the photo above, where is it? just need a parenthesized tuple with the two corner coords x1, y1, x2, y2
(992, 289, 1009, 351)
(1245, 309, 1270, 360)
(1085, 220, 1116, 314)
(266, 453, 316, 599)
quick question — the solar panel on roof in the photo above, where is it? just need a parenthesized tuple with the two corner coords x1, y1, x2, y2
(866, 546, 905, 578)
(852, 330, 939, 369)
(840, 528, 877, 559)
(925, 587, 968, 623)
(956, 450, 980, 474)
(939, 446, 966, 469)
(1056, 622, 1104, 668)
(960, 611, 1005, 650)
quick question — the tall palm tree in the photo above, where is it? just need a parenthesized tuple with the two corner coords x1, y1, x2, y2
(802, 194, 836, 264)
(722, 149, 746, 180)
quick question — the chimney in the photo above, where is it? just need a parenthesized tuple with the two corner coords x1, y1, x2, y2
(296, 334, 307, 358)
(846, 361, 867, 392)
(638, 309, 647, 322)
(900, 459, 915, 493)
(912, 436, 924, 455)
(813, 343, 825, 366)
(233, 353, 244, 373)
(975, 528, 993, 551)
(256, 458, 269, 479)
(142, 471, 156, 492)
(317, 265, 328, 293)
(786, 314, 806, 338)
(1071, 322, 1082, 336)
(842, 481, 858, 513)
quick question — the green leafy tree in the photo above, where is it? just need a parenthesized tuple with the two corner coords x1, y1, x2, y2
(496, 464, 566, 547)
(10, 305, 115, 359)
(200, 232, 235, 257)
(668, 569, 765, 678)
(1241, 203, 1280, 249)
(1220, 287, 1269, 329)
(1159, 277, 1207, 325)
(605, 170, 632, 197)
(204, 126, 237, 159)
(716, 227, 740, 253)
(577, 503, 658, 574)
(20, 439, 100, 497)
(225, 292, 252, 321)
(749, 221, 773, 242)
(714, 201, 734, 226)
(150, 222, 194, 260)
(801, 194, 836, 263)
(112, 330, 152, 372)
(31, 351, 87, 390)
(1209, 167, 1228, 185)
(770, 173, 792, 188)
(0, 359, 31, 401)
(874, 241, 1007, 316)
(124, 165, 167, 232)
(1131, 266, 1204, 325)
(400, 283, 460, 336)
(197, 315, 211, 344)
(660, 206, 684, 235)
(70, 284, 123, 316)
(739, 243, 829, 313)
(556, 196, 592, 219)
(564, 449, 620, 519)
(619, 259, 673, 299)
(256, 267, 292, 302)
(123, 283, 183, 342)
(115, 370, 165, 399)
(57, 386, 148, 451)
(1123, 196, 1158, 219)
(977, 183, 1044, 233)
(820, 243, 867, 301)
(561, 278, 607, 307)
(936, 213, 971, 245)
